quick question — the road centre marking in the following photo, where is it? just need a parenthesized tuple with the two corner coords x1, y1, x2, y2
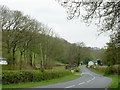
(65, 71, 96, 87)
(81, 71, 96, 83)
(86, 73, 95, 83)
(73, 66, 96, 87)
(78, 82, 85, 85)
(86, 80, 91, 83)
(91, 77, 95, 80)
(65, 85, 75, 88)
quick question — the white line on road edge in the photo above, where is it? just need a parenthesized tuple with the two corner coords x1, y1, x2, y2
(65, 85, 75, 88)
(78, 82, 85, 85)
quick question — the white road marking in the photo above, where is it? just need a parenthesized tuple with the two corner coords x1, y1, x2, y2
(81, 72, 90, 76)
(81, 73, 84, 75)
(86, 80, 91, 83)
(86, 73, 95, 83)
(91, 77, 95, 80)
(81, 70, 96, 83)
(71, 66, 96, 87)
(78, 82, 85, 85)
(65, 85, 75, 88)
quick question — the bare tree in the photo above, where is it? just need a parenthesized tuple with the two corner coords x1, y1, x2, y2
(57, 0, 120, 33)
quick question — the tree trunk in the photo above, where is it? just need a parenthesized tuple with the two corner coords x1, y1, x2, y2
(7, 44, 10, 54)
(7, 49, 11, 65)
(40, 44, 44, 72)
(12, 47, 16, 65)
(26, 50, 29, 64)
(24, 51, 26, 61)
(33, 53, 36, 68)
(20, 51, 23, 70)
(44, 54, 47, 69)
(29, 51, 32, 66)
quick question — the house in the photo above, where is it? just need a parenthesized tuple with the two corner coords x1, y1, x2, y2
(96, 59, 103, 65)
(93, 61, 98, 66)
(88, 61, 94, 67)
(88, 61, 98, 67)
(0, 57, 7, 65)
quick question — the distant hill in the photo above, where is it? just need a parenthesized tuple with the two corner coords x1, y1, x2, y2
(89, 47, 101, 51)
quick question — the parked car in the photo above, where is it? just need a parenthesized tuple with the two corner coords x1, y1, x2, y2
(0, 57, 7, 65)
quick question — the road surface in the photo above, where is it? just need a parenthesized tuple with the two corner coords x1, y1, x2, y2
(34, 65, 112, 88)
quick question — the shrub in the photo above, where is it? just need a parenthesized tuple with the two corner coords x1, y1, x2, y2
(110, 65, 118, 74)
(32, 71, 44, 82)
(104, 66, 112, 75)
(90, 65, 94, 69)
(95, 66, 99, 71)
(2, 69, 71, 85)
(98, 65, 119, 75)
(75, 67, 80, 72)
(97, 66, 107, 73)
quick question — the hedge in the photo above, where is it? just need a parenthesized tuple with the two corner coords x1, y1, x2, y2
(2, 69, 71, 85)
(104, 66, 112, 75)
(97, 66, 107, 72)
(94, 65, 119, 75)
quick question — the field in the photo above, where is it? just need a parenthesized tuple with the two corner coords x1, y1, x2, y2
(53, 66, 65, 69)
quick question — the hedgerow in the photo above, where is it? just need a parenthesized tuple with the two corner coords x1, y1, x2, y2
(95, 65, 118, 75)
(89, 65, 119, 75)
(2, 69, 71, 85)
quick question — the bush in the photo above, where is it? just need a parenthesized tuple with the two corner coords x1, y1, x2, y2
(110, 65, 118, 74)
(75, 67, 80, 72)
(104, 66, 112, 75)
(90, 65, 94, 69)
(2, 69, 71, 85)
(103, 65, 119, 75)
(97, 66, 107, 73)
(94, 66, 99, 71)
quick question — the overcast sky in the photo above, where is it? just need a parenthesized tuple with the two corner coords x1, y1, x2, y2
(0, 0, 111, 48)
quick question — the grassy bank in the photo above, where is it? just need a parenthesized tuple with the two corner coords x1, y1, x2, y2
(2, 73, 81, 88)
(0, 82, 1, 89)
(108, 75, 119, 88)
(88, 68, 104, 75)
(0, 74, 1, 90)
(53, 66, 65, 70)
(88, 67, 119, 88)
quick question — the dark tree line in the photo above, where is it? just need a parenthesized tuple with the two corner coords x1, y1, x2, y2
(105, 32, 120, 66)
(90, 32, 120, 66)
(1, 6, 94, 70)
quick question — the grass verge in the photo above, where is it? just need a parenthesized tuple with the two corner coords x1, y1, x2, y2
(88, 68, 104, 75)
(0, 84, 2, 90)
(53, 66, 65, 70)
(107, 75, 119, 88)
(88, 67, 119, 88)
(2, 73, 81, 88)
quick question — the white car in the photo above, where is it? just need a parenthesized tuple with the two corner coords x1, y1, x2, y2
(0, 60, 7, 65)
(0, 57, 7, 65)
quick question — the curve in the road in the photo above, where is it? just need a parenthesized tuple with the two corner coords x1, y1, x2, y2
(34, 65, 112, 88)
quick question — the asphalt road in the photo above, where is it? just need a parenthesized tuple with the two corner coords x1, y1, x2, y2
(34, 65, 112, 88)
